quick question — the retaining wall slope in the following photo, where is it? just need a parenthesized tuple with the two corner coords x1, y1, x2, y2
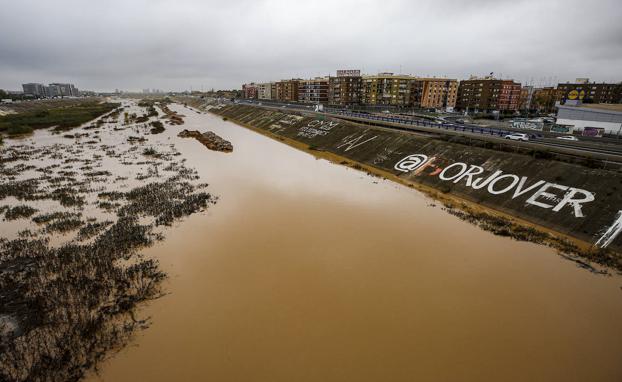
(213, 104, 622, 252)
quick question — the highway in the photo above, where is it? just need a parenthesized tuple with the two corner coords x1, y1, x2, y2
(235, 99, 622, 161)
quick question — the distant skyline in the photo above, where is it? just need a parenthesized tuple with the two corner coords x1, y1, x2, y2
(1, 0, 621, 92)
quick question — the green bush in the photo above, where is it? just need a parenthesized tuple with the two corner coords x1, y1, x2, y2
(7, 125, 33, 135)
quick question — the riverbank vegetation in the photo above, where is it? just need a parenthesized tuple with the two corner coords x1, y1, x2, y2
(0, 101, 119, 134)
(0, 100, 215, 381)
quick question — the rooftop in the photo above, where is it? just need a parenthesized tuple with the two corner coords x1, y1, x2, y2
(579, 104, 622, 112)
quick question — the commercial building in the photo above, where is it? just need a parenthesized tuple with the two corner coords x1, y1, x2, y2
(360, 73, 414, 107)
(298, 77, 329, 104)
(256, 82, 274, 100)
(328, 70, 362, 106)
(22, 83, 47, 97)
(411, 78, 458, 111)
(48, 83, 79, 97)
(242, 83, 258, 99)
(556, 103, 622, 135)
(557, 79, 622, 104)
(275, 79, 300, 102)
(456, 76, 521, 112)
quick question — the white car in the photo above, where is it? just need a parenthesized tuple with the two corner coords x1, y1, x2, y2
(556, 135, 579, 141)
(504, 133, 529, 141)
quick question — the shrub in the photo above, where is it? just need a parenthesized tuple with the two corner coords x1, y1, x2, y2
(143, 147, 157, 156)
(7, 125, 33, 135)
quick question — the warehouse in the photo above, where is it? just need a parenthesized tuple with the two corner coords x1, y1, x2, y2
(556, 103, 622, 136)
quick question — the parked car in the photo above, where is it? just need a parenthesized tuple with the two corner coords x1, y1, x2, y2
(504, 133, 529, 141)
(556, 135, 579, 141)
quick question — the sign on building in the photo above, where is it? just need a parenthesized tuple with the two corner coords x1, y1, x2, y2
(336, 70, 361, 77)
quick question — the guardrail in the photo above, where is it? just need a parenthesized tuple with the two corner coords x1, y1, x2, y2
(324, 108, 518, 138)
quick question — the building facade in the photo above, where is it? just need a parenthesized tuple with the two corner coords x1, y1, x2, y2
(328, 70, 362, 106)
(531, 87, 561, 113)
(360, 73, 414, 107)
(256, 82, 274, 100)
(275, 79, 300, 102)
(48, 83, 79, 97)
(298, 77, 329, 104)
(518, 86, 535, 111)
(22, 83, 47, 97)
(22, 82, 79, 98)
(456, 77, 521, 112)
(242, 83, 258, 99)
(557, 80, 622, 104)
(411, 78, 458, 110)
(556, 104, 622, 135)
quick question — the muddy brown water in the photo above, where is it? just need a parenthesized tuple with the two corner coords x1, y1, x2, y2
(31, 103, 618, 382)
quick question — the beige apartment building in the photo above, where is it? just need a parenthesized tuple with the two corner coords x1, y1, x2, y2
(256, 82, 274, 100)
(411, 78, 458, 110)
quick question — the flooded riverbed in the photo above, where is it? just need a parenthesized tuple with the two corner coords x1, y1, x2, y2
(3, 102, 622, 381)
(83, 104, 622, 382)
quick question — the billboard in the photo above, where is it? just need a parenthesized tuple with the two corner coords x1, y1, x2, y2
(336, 70, 361, 77)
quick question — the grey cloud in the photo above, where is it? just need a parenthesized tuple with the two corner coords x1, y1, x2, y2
(0, 0, 620, 91)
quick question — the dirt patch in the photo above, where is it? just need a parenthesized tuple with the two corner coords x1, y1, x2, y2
(178, 129, 233, 152)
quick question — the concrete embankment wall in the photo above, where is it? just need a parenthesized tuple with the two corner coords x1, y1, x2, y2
(212, 104, 622, 251)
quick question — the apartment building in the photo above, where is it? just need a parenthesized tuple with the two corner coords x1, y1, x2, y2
(275, 79, 300, 102)
(48, 83, 79, 97)
(23, 82, 79, 98)
(242, 83, 258, 99)
(256, 82, 274, 100)
(557, 80, 622, 104)
(456, 76, 521, 112)
(298, 77, 329, 104)
(328, 70, 362, 106)
(531, 87, 561, 113)
(360, 73, 414, 106)
(411, 78, 458, 110)
(518, 86, 535, 110)
(22, 83, 47, 97)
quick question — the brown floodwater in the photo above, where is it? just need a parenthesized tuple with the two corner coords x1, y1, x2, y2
(85, 104, 622, 382)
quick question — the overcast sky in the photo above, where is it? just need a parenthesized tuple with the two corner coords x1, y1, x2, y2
(0, 0, 620, 92)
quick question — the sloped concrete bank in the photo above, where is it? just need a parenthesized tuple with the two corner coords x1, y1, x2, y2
(210, 104, 622, 269)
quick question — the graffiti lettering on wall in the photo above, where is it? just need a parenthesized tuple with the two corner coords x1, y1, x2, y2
(511, 119, 544, 130)
(582, 127, 605, 137)
(280, 115, 303, 125)
(297, 120, 339, 139)
(336, 134, 378, 152)
(596, 211, 622, 248)
(395, 154, 429, 173)
(373, 147, 403, 165)
(268, 114, 302, 133)
(394, 154, 595, 219)
(269, 114, 302, 133)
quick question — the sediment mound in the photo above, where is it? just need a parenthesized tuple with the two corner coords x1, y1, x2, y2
(178, 130, 233, 152)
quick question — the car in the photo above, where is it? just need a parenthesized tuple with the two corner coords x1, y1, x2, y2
(504, 133, 529, 141)
(556, 135, 579, 141)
